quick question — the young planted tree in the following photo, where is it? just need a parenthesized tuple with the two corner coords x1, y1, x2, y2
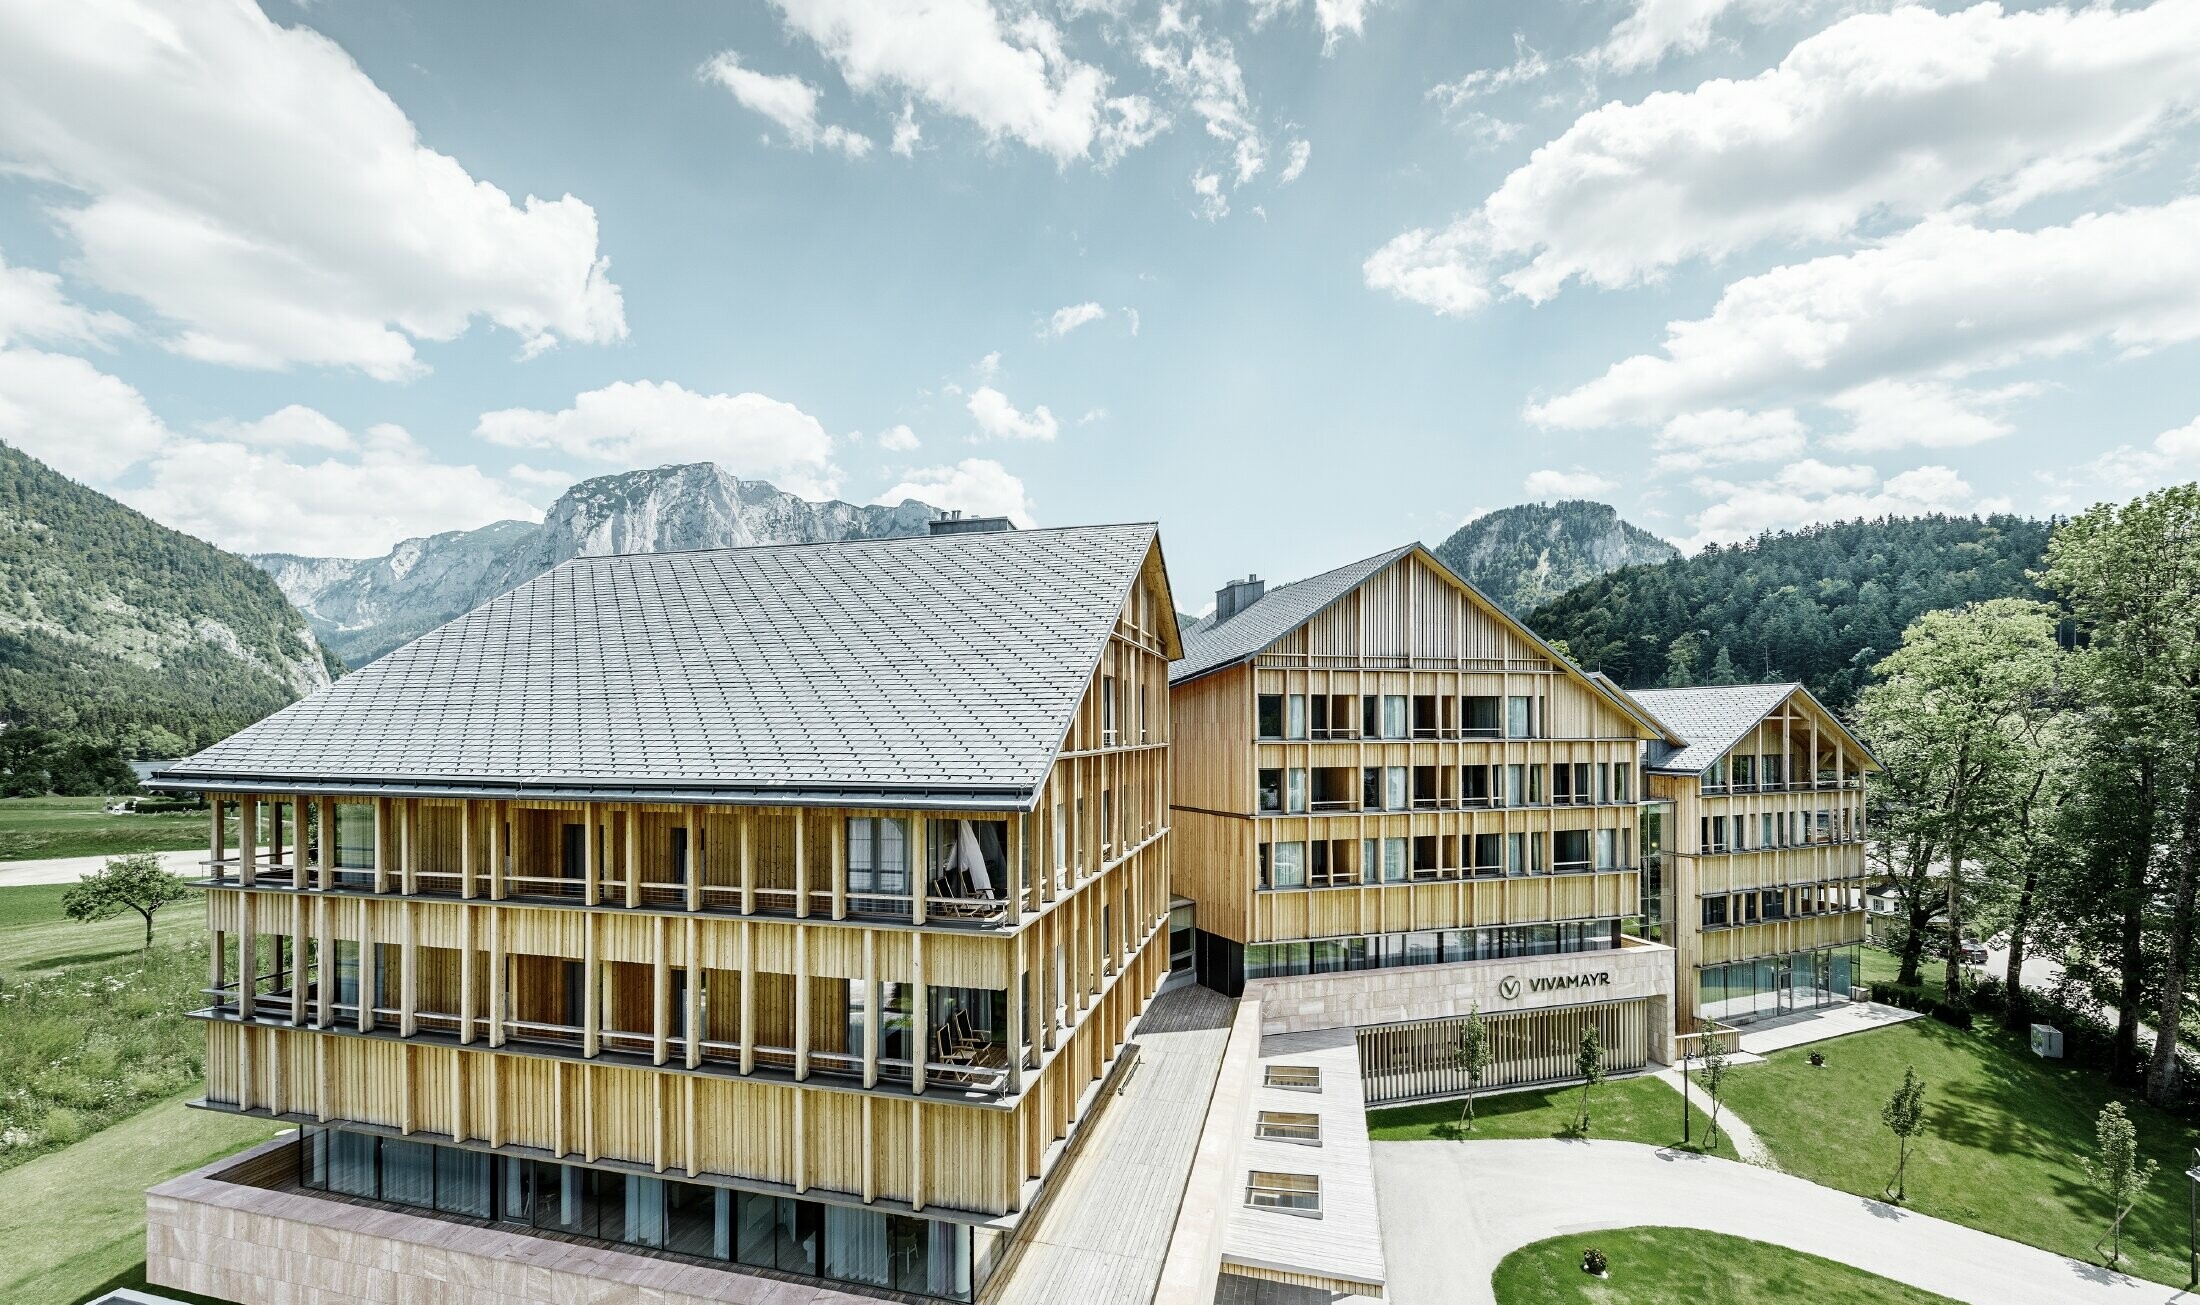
(1575, 1023, 1605, 1132)
(2045, 487, 2200, 1106)
(1454, 1007, 1491, 1132)
(1857, 599, 2063, 1007)
(1696, 1031, 1732, 1148)
(2082, 1101, 2159, 1268)
(61, 852, 192, 948)
(1879, 1065, 1928, 1202)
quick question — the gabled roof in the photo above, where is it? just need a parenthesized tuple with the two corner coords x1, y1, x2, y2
(1632, 682, 1878, 774)
(153, 524, 1171, 810)
(1171, 543, 1679, 744)
(1172, 546, 1415, 685)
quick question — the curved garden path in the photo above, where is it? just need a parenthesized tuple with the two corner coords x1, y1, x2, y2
(1373, 1138, 2187, 1305)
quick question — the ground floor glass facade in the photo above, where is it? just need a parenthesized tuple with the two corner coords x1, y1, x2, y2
(1698, 946, 1856, 1024)
(1245, 919, 1620, 982)
(297, 1125, 996, 1300)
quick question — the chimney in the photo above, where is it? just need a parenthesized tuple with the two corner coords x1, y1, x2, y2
(927, 509, 1016, 536)
(1212, 574, 1265, 624)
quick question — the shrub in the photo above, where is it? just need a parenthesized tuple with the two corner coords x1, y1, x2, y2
(1582, 1247, 1608, 1276)
(40, 1107, 85, 1146)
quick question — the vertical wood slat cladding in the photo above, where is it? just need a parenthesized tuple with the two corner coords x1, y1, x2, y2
(193, 540, 1178, 1224)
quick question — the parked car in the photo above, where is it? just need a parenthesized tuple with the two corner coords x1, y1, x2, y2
(1958, 940, 1988, 965)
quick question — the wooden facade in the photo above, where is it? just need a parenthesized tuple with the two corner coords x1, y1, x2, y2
(187, 544, 1180, 1229)
(1169, 549, 1669, 964)
(1653, 686, 1875, 1027)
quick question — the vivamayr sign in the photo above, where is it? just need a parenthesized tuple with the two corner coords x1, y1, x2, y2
(1497, 971, 1613, 1000)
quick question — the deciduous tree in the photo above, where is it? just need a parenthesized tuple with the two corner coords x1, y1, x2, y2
(61, 852, 191, 948)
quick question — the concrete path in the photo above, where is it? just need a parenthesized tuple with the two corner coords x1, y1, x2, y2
(1373, 1138, 2183, 1305)
(1646, 1065, 1773, 1167)
(1736, 1000, 1923, 1055)
(0, 848, 199, 887)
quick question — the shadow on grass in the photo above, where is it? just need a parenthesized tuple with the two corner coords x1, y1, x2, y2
(20, 944, 149, 973)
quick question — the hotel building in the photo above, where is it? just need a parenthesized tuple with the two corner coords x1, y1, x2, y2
(1631, 684, 1878, 1028)
(144, 522, 1182, 1305)
(1167, 545, 1684, 1101)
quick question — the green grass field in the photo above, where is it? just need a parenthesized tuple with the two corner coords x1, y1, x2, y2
(0, 795, 215, 862)
(0, 881, 202, 980)
(0, 1092, 274, 1304)
(1367, 1072, 1740, 1160)
(1726, 1018, 2200, 1287)
(1858, 945, 1951, 997)
(1491, 1225, 1959, 1305)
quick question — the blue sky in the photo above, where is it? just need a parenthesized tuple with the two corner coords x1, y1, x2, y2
(0, 0, 2196, 610)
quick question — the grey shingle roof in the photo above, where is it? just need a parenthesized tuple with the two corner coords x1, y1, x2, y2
(1632, 683, 1805, 774)
(1171, 546, 1415, 685)
(153, 524, 1162, 809)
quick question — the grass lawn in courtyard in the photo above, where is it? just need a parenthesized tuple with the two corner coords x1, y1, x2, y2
(0, 795, 215, 863)
(1858, 945, 1951, 999)
(1490, 1225, 1959, 1305)
(1367, 1071, 1740, 1159)
(0, 1090, 274, 1303)
(1726, 1017, 2200, 1287)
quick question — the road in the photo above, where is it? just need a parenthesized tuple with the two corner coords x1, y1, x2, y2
(0, 848, 200, 888)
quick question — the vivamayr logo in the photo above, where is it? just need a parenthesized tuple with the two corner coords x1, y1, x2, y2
(1497, 972, 1613, 1001)
(1497, 976, 1522, 1000)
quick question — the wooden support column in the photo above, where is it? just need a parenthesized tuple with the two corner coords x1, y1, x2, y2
(209, 798, 226, 883)
(356, 898, 375, 1032)
(399, 899, 418, 1036)
(1007, 815, 1024, 922)
(461, 800, 476, 900)
(1006, 931, 1024, 1095)
(488, 906, 506, 1048)
(794, 929, 810, 1080)
(861, 1098, 876, 1203)
(831, 816, 846, 920)
(912, 814, 928, 926)
(314, 895, 333, 1028)
(793, 807, 808, 919)
(238, 895, 257, 1020)
(738, 920, 755, 1074)
(489, 800, 507, 900)
(584, 802, 601, 907)
(684, 806, 701, 913)
(684, 917, 701, 1070)
(738, 812, 754, 915)
(290, 894, 307, 1025)
(209, 926, 226, 1012)
(625, 805, 640, 909)
(683, 1077, 698, 1177)
(583, 911, 600, 1056)
(862, 929, 879, 1089)
(792, 1093, 808, 1194)
(400, 798, 417, 896)
(240, 794, 258, 888)
(909, 1103, 926, 1213)
(316, 797, 333, 892)
(459, 904, 477, 1045)
(911, 931, 928, 1095)
(652, 914, 670, 1066)
(372, 797, 389, 895)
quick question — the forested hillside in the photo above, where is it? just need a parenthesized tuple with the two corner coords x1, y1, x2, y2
(0, 440, 339, 762)
(1429, 500, 1678, 614)
(1526, 514, 2053, 709)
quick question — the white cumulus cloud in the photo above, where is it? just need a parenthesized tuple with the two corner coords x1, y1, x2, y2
(1822, 378, 2040, 453)
(476, 380, 840, 498)
(874, 457, 1035, 526)
(0, 0, 626, 379)
(0, 254, 132, 348)
(1652, 408, 1807, 473)
(1529, 199, 2200, 430)
(1372, 1, 2200, 312)
(1683, 461, 2011, 550)
(876, 424, 920, 451)
(0, 345, 171, 483)
(701, 51, 874, 156)
(1042, 302, 1108, 338)
(966, 385, 1059, 440)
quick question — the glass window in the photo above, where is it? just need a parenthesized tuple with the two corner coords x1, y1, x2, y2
(1506, 695, 1533, 738)
(1383, 695, 1408, 739)
(666, 1182, 725, 1259)
(1504, 765, 1526, 806)
(1463, 695, 1501, 736)
(1269, 842, 1306, 889)
(1256, 1111, 1322, 1142)
(1554, 829, 1591, 869)
(1473, 832, 1501, 872)
(1362, 767, 1382, 810)
(328, 1129, 378, 1198)
(1596, 828, 1619, 869)
(1246, 1171, 1320, 1214)
(1258, 769, 1283, 814)
(1265, 1064, 1322, 1090)
(1505, 833, 1526, 875)
(1614, 764, 1631, 802)
(1383, 837, 1407, 883)
(435, 1145, 491, 1218)
(334, 803, 375, 869)
(1287, 768, 1307, 814)
(1257, 695, 1285, 739)
(380, 1137, 435, 1209)
(1386, 766, 1408, 810)
(846, 818, 909, 895)
(1702, 896, 1729, 927)
(825, 1204, 891, 1287)
(1286, 695, 1307, 740)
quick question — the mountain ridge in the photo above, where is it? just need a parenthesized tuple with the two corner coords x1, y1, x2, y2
(258, 463, 942, 665)
(1429, 500, 1680, 615)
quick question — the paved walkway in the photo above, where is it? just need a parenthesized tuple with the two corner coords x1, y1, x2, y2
(0, 848, 198, 887)
(1646, 1066, 1773, 1167)
(1735, 1000, 1923, 1055)
(1372, 1138, 2182, 1305)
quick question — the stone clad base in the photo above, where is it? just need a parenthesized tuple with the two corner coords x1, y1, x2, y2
(147, 1135, 883, 1305)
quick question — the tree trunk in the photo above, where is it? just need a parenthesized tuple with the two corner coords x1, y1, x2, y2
(2114, 757, 2155, 1086)
(1942, 748, 1971, 1007)
(2145, 732, 2200, 1106)
(2001, 866, 2038, 1029)
(141, 908, 153, 949)
(1895, 834, 1937, 988)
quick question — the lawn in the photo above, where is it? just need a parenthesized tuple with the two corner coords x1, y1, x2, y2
(1490, 1225, 1959, 1305)
(1726, 1018, 2200, 1287)
(1367, 1071, 1740, 1160)
(0, 795, 214, 862)
(1858, 945, 1951, 998)
(0, 1091, 274, 1304)
(0, 881, 203, 980)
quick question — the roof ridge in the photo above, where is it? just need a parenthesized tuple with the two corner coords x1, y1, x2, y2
(558, 520, 1160, 566)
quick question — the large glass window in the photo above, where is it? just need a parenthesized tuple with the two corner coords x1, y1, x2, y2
(1286, 694, 1308, 740)
(1258, 769, 1283, 814)
(1287, 768, 1308, 814)
(1463, 695, 1501, 736)
(334, 803, 376, 869)
(1383, 696, 1408, 740)
(1505, 695, 1533, 739)
(1262, 841, 1307, 889)
(1385, 766, 1408, 811)
(846, 817, 909, 897)
(1257, 694, 1285, 739)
